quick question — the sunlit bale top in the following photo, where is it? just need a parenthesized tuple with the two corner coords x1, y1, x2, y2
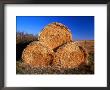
(38, 22, 73, 50)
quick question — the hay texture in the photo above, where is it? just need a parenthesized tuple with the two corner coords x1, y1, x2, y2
(22, 41, 54, 68)
(38, 22, 72, 49)
(53, 42, 88, 69)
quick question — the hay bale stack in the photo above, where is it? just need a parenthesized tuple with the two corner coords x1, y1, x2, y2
(53, 42, 88, 69)
(22, 41, 54, 68)
(38, 22, 72, 49)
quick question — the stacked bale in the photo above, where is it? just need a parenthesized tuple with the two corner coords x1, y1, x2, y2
(38, 22, 72, 49)
(22, 22, 88, 70)
(22, 41, 54, 68)
(52, 42, 88, 69)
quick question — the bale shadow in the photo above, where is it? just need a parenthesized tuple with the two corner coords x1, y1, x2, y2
(16, 41, 32, 61)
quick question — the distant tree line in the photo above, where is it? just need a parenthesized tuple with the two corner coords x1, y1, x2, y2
(16, 32, 38, 44)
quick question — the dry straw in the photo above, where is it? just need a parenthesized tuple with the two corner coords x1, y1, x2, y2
(22, 41, 54, 68)
(38, 22, 73, 50)
(52, 42, 88, 69)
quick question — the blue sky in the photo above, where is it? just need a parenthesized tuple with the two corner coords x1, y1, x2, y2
(16, 16, 94, 40)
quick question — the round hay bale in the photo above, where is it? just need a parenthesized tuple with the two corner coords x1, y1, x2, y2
(52, 42, 88, 69)
(72, 41, 89, 65)
(22, 41, 54, 68)
(38, 22, 73, 50)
